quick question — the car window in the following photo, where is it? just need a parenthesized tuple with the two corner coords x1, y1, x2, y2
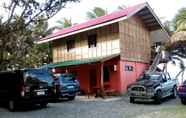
(24, 69, 53, 84)
(60, 74, 75, 82)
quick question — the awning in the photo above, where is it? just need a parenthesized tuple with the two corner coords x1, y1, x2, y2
(40, 54, 119, 68)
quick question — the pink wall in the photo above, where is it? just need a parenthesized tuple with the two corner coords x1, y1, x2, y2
(119, 60, 149, 92)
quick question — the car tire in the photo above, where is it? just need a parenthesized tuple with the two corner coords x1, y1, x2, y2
(155, 90, 162, 104)
(8, 100, 16, 112)
(171, 86, 177, 98)
(40, 102, 48, 108)
(130, 97, 135, 103)
(181, 98, 186, 105)
(68, 96, 76, 100)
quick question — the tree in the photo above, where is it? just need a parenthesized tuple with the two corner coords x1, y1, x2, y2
(163, 21, 175, 35)
(0, 0, 79, 70)
(56, 17, 73, 28)
(86, 7, 107, 19)
(174, 8, 186, 32)
(163, 7, 186, 82)
(165, 40, 186, 82)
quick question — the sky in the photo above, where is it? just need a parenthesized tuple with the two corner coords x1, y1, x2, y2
(48, 0, 186, 28)
(0, 0, 185, 27)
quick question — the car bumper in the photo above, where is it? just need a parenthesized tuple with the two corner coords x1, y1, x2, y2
(129, 91, 155, 99)
(18, 96, 51, 105)
(60, 91, 77, 97)
(178, 92, 186, 98)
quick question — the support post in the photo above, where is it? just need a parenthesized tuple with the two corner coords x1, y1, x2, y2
(100, 62, 105, 98)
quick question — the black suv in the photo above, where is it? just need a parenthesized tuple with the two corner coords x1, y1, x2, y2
(0, 68, 54, 111)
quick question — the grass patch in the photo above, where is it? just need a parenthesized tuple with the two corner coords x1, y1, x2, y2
(135, 105, 186, 118)
(161, 106, 186, 118)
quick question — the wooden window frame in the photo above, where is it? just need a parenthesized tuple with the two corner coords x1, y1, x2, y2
(88, 34, 97, 48)
(66, 39, 75, 51)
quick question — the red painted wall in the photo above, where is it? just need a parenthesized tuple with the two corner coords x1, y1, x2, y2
(103, 58, 121, 93)
(53, 58, 148, 94)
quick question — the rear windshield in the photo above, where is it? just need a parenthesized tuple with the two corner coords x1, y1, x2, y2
(59, 74, 75, 82)
(24, 69, 53, 84)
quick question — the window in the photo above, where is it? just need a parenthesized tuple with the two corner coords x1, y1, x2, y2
(88, 34, 97, 48)
(66, 39, 75, 51)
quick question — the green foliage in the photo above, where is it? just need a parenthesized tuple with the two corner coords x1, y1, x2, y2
(24, 43, 52, 68)
(163, 21, 175, 34)
(166, 40, 186, 58)
(0, 16, 53, 70)
(86, 7, 107, 19)
(174, 8, 186, 32)
(0, 0, 79, 70)
(164, 7, 186, 58)
(56, 18, 73, 28)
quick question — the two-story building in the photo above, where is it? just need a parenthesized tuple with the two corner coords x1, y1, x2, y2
(38, 3, 169, 95)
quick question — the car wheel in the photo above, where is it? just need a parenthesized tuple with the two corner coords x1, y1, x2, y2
(8, 100, 16, 112)
(155, 90, 162, 104)
(130, 97, 135, 103)
(171, 86, 177, 98)
(68, 96, 76, 100)
(181, 98, 186, 105)
(40, 102, 48, 108)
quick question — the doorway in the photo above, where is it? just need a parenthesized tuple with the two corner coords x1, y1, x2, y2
(89, 69, 97, 93)
(104, 66, 110, 82)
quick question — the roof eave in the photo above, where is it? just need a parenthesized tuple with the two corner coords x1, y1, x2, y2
(37, 16, 128, 44)
(145, 3, 170, 39)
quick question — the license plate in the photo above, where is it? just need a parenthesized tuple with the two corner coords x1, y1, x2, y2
(132, 92, 145, 96)
(37, 91, 45, 95)
(68, 86, 74, 89)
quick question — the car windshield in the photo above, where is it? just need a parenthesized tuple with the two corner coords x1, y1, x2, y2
(24, 69, 53, 84)
(138, 74, 160, 81)
(149, 75, 161, 81)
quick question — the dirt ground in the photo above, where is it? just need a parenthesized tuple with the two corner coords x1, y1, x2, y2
(0, 96, 185, 118)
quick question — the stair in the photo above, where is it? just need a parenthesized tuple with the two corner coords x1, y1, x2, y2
(147, 46, 162, 74)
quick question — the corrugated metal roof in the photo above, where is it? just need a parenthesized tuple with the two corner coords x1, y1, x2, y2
(39, 3, 146, 43)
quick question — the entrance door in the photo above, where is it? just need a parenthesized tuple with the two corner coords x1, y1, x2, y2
(89, 69, 97, 93)
(103, 66, 110, 82)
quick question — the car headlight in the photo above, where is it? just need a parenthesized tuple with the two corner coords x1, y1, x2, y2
(146, 88, 154, 93)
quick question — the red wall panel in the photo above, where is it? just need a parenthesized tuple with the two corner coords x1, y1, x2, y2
(119, 60, 148, 92)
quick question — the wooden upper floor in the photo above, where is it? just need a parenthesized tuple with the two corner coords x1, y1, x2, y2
(52, 16, 151, 63)
(52, 23, 120, 63)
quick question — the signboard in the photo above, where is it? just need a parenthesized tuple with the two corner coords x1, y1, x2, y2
(125, 65, 133, 71)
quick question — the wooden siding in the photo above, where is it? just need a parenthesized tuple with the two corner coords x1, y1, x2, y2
(52, 23, 120, 63)
(119, 16, 151, 63)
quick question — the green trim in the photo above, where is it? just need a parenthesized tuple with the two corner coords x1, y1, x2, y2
(42, 58, 102, 68)
(41, 54, 120, 68)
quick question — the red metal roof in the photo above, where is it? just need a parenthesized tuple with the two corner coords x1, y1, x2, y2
(40, 3, 146, 42)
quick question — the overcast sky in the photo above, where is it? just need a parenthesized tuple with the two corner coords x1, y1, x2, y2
(48, 0, 186, 28)
(0, 0, 185, 27)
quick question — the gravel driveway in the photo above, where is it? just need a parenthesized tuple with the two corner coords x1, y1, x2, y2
(0, 96, 182, 118)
